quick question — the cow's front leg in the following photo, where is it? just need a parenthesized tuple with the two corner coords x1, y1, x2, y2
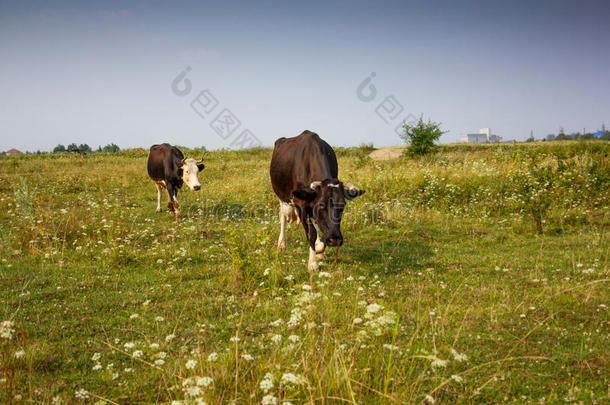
(166, 185, 180, 222)
(172, 192, 180, 222)
(311, 220, 326, 259)
(307, 219, 320, 271)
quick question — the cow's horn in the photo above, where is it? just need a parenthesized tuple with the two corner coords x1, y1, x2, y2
(310, 181, 323, 190)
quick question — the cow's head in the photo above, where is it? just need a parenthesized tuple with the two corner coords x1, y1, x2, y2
(180, 157, 205, 191)
(292, 179, 365, 247)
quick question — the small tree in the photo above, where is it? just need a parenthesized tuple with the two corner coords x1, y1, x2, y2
(67, 143, 79, 152)
(53, 144, 66, 153)
(400, 116, 446, 156)
(78, 143, 92, 152)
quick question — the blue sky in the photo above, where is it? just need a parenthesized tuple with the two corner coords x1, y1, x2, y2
(1, 0, 608, 151)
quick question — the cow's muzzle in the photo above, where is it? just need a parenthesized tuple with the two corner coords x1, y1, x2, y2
(324, 236, 343, 247)
(193, 185, 201, 191)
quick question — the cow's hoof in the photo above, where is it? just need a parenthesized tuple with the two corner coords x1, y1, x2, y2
(156, 209, 162, 213)
(277, 241, 286, 251)
(308, 261, 320, 271)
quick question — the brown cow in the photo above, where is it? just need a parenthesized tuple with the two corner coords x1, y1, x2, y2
(270, 130, 364, 270)
(147, 143, 204, 222)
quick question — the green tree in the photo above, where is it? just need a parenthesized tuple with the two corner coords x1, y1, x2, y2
(67, 143, 79, 151)
(102, 143, 120, 153)
(53, 144, 66, 153)
(399, 116, 446, 156)
(78, 144, 92, 152)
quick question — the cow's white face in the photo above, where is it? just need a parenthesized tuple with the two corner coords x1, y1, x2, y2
(181, 158, 204, 191)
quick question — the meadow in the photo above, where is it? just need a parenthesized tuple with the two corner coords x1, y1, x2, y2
(0, 141, 608, 404)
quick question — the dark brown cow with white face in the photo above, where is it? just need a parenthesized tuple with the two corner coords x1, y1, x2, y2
(147, 143, 204, 222)
(270, 130, 365, 270)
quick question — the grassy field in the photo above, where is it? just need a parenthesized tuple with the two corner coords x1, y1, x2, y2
(0, 141, 608, 404)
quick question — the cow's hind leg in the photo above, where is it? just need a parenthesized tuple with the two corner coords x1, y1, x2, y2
(154, 182, 163, 213)
(277, 201, 292, 251)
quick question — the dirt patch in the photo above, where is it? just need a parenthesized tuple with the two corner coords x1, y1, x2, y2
(368, 148, 404, 160)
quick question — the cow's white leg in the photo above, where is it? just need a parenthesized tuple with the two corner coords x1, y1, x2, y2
(278, 210, 287, 251)
(308, 246, 320, 271)
(311, 219, 326, 258)
(173, 195, 181, 222)
(278, 201, 293, 251)
(155, 183, 163, 213)
(315, 235, 326, 259)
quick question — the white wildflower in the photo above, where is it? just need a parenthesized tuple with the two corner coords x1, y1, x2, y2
(366, 303, 383, 314)
(0, 320, 15, 340)
(185, 385, 202, 397)
(241, 353, 254, 361)
(207, 352, 218, 361)
(14, 349, 25, 359)
(123, 342, 135, 349)
(154, 359, 165, 366)
(270, 334, 282, 344)
(74, 389, 89, 400)
(259, 373, 275, 393)
(430, 356, 447, 369)
(288, 335, 300, 343)
(155, 316, 165, 322)
(165, 334, 176, 342)
(451, 349, 468, 362)
(261, 395, 277, 405)
(196, 376, 213, 387)
(424, 394, 435, 404)
(353, 318, 363, 324)
(91, 352, 101, 362)
(280, 373, 306, 385)
(451, 374, 463, 383)
(130, 313, 139, 320)
(132, 350, 143, 359)
(185, 359, 197, 370)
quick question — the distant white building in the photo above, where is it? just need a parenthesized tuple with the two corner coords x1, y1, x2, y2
(460, 128, 502, 143)
(460, 133, 488, 143)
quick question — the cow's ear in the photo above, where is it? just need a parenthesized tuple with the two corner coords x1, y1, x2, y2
(292, 188, 317, 202)
(343, 183, 365, 200)
(197, 163, 205, 171)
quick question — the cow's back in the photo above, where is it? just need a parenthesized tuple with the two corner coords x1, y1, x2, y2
(270, 131, 338, 202)
(148, 143, 184, 181)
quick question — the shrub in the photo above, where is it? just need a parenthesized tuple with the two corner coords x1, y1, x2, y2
(399, 116, 446, 156)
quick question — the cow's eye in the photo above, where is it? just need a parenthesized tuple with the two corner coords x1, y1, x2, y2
(319, 203, 326, 209)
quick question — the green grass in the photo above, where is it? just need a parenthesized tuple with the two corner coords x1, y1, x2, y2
(0, 141, 608, 404)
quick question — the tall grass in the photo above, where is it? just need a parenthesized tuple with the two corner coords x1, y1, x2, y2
(0, 141, 608, 404)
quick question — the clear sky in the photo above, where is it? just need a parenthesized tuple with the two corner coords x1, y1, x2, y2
(1, 0, 609, 151)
